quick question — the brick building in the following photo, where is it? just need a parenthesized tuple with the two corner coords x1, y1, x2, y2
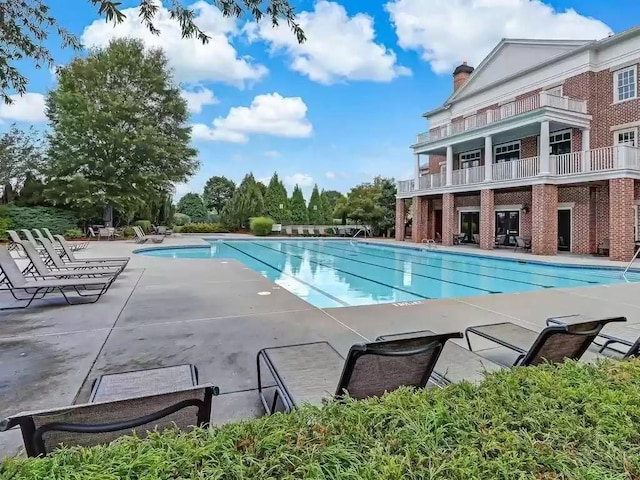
(396, 28, 640, 261)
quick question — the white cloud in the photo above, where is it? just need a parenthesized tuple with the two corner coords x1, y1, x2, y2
(182, 86, 219, 113)
(81, 1, 267, 86)
(385, 0, 611, 74)
(246, 1, 410, 84)
(284, 173, 314, 188)
(264, 150, 281, 158)
(256, 176, 271, 185)
(191, 93, 312, 143)
(0, 93, 47, 122)
(325, 171, 336, 179)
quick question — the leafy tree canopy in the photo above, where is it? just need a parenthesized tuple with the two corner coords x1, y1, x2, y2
(289, 185, 307, 224)
(203, 175, 236, 213)
(177, 193, 208, 220)
(320, 189, 333, 224)
(44, 38, 199, 222)
(221, 173, 264, 229)
(15, 172, 48, 207)
(264, 173, 290, 223)
(0, 125, 47, 203)
(337, 176, 397, 234)
(1, 0, 305, 104)
(307, 184, 324, 225)
(321, 190, 345, 213)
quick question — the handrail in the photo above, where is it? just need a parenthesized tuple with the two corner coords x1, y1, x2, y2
(353, 227, 367, 238)
(623, 247, 640, 278)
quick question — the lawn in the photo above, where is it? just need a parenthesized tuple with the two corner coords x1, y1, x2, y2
(2, 360, 640, 479)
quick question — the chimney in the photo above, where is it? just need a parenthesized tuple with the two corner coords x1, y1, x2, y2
(453, 61, 474, 91)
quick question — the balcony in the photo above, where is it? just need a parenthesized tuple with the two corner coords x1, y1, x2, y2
(397, 145, 640, 196)
(415, 92, 588, 146)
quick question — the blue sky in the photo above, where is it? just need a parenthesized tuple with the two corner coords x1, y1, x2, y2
(0, 0, 636, 200)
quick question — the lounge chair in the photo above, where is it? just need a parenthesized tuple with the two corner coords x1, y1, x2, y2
(21, 229, 63, 255)
(284, 226, 293, 236)
(464, 316, 626, 367)
(37, 238, 127, 273)
(597, 238, 610, 256)
(0, 382, 218, 457)
(133, 226, 164, 244)
(155, 225, 172, 236)
(435, 232, 442, 243)
(0, 246, 116, 309)
(43, 227, 88, 250)
(376, 330, 503, 385)
(514, 236, 531, 252)
(6, 230, 27, 257)
(53, 235, 129, 266)
(337, 226, 346, 237)
(16, 240, 122, 280)
(256, 332, 463, 414)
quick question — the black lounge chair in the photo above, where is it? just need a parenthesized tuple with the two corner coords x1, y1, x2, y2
(0, 246, 116, 309)
(376, 330, 503, 385)
(256, 332, 463, 414)
(0, 383, 218, 457)
(53, 235, 129, 266)
(465, 316, 626, 367)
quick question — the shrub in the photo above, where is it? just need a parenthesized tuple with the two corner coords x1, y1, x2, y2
(179, 223, 227, 233)
(250, 216, 274, 236)
(134, 220, 152, 233)
(5, 206, 78, 235)
(63, 228, 83, 239)
(0, 217, 11, 242)
(122, 226, 136, 238)
(3, 360, 640, 478)
(172, 213, 191, 226)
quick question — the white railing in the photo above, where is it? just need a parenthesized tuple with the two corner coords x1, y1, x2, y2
(452, 165, 484, 186)
(416, 91, 588, 144)
(552, 152, 582, 175)
(492, 156, 540, 181)
(397, 179, 414, 194)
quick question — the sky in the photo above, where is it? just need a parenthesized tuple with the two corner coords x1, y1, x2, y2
(0, 0, 636, 200)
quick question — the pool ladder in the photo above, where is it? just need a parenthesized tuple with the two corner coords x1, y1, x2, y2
(622, 247, 640, 279)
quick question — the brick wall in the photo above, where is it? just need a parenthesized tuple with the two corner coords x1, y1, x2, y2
(429, 154, 446, 174)
(531, 184, 558, 255)
(495, 190, 532, 237)
(558, 185, 591, 254)
(395, 199, 406, 241)
(521, 136, 538, 158)
(442, 193, 455, 246)
(455, 194, 480, 208)
(591, 183, 609, 252)
(609, 178, 635, 261)
(479, 189, 495, 250)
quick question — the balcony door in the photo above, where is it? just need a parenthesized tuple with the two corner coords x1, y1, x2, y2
(495, 210, 520, 246)
(550, 129, 572, 155)
(494, 141, 521, 163)
(459, 211, 479, 244)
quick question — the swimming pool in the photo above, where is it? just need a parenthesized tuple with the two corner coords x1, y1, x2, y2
(138, 240, 640, 308)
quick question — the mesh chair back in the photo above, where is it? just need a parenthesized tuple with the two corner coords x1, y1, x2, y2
(520, 316, 626, 366)
(336, 332, 463, 399)
(53, 235, 77, 261)
(20, 229, 39, 246)
(17, 241, 50, 275)
(7, 230, 23, 244)
(33, 229, 46, 241)
(0, 246, 27, 287)
(43, 228, 56, 243)
(3, 385, 216, 457)
(36, 238, 66, 268)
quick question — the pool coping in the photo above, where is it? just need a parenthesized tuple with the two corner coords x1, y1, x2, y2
(133, 238, 640, 275)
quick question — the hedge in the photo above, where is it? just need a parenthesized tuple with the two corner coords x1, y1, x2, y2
(179, 223, 228, 233)
(4, 206, 79, 235)
(250, 216, 274, 236)
(3, 360, 640, 479)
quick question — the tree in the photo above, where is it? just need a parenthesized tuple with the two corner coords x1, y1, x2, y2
(372, 176, 398, 236)
(221, 173, 264, 230)
(15, 172, 47, 207)
(203, 176, 236, 213)
(307, 185, 323, 225)
(256, 181, 267, 198)
(289, 185, 308, 224)
(44, 38, 199, 224)
(177, 193, 208, 220)
(337, 177, 397, 235)
(1, 0, 304, 104)
(264, 173, 291, 223)
(322, 190, 345, 213)
(0, 125, 47, 203)
(320, 190, 333, 224)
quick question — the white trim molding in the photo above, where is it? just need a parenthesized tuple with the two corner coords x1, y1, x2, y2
(557, 204, 574, 252)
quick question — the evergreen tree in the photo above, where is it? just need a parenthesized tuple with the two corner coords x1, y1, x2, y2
(307, 184, 323, 225)
(15, 172, 47, 206)
(222, 173, 264, 230)
(177, 193, 208, 221)
(320, 189, 333, 224)
(264, 173, 291, 223)
(289, 185, 308, 224)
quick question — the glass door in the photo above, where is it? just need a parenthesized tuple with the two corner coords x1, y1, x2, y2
(460, 211, 479, 244)
(558, 209, 571, 251)
(495, 210, 520, 246)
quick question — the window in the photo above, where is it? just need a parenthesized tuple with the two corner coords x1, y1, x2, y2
(546, 85, 563, 97)
(614, 66, 637, 102)
(494, 141, 521, 163)
(459, 150, 481, 168)
(550, 129, 572, 155)
(615, 128, 637, 147)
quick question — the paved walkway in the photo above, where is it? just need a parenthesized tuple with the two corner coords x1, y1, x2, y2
(2, 235, 640, 457)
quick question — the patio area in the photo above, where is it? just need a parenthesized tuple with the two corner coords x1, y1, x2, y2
(3, 236, 640, 457)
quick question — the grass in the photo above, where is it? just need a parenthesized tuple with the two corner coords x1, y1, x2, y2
(2, 360, 640, 479)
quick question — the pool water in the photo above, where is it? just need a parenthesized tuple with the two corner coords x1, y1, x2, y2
(138, 240, 640, 308)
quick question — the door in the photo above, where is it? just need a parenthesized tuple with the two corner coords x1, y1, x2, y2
(558, 209, 571, 251)
(495, 210, 520, 246)
(460, 211, 479, 243)
(434, 209, 443, 241)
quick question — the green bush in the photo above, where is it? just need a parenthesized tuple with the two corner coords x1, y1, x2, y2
(250, 216, 274, 236)
(172, 213, 191, 226)
(134, 220, 152, 233)
(179, 223, 227, 233)
(3, 360, 640, 478)
(122, 226, 136, 239)
(0, 217, 11, 242)
(5, 206, 78, 235)
(63, 228, 83, 239)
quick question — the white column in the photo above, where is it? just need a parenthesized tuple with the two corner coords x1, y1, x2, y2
(581, 128, 591, 173)
(539, 120, 550, 175)
(484, 136, 493, 181)
(446, 145, 453, 186)
(414, 153, 420, 189)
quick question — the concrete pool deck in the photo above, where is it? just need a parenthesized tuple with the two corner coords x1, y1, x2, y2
(2, 235, 640, 457)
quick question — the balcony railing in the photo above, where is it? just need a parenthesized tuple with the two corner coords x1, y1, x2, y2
(416, 91, 588, 145)
(397, 145, 640, 194)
